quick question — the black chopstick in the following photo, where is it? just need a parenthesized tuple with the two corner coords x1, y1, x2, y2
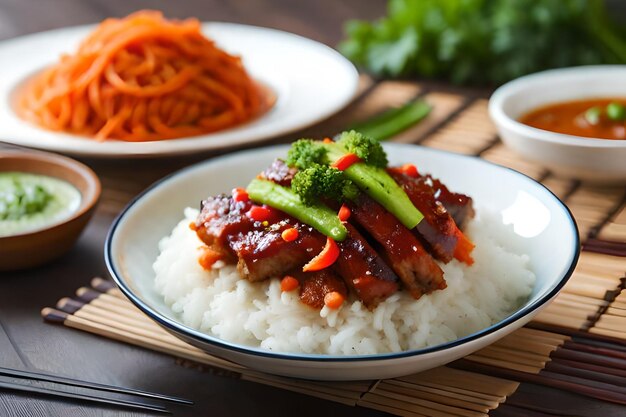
(0, 366, 193, 405)
(0, 378, 169, 413)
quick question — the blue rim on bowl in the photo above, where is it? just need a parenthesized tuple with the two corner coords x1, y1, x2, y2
(105, 145, 580, 363)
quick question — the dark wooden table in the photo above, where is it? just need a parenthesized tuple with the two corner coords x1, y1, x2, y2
(0, 1, 391, 416)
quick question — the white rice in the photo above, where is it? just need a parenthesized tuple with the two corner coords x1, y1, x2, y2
(154, 207, 535, 355)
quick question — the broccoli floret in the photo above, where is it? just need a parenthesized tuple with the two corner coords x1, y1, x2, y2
(336, 130, 388, 168)
(291, 164, 358, 206)
(286, 139, 327, 169)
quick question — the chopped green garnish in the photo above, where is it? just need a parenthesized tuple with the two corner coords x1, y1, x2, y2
(291, 165, 358, 206)
(0, 180, 53, 220)
(337, 130, 388, 168)
(606, 102, 626, 121)
(286, 139, 327, 169)
(247, 178, 347, 241)
(585, 106, 602, 126)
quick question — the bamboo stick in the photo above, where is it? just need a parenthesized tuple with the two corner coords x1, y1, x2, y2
(360, 392, 485, 417)
(397, 368, 519, 398)
(473, 346, 550, 367)
(375, 381, 493, 413)
(589, 327, 626, 340)
(464, 355, 543, 374)
(383, 379, 501, 409)
(532, 311, 589, 329)
(357, 399, 425, 417)
(368, 387, 488, 417)
(606, 307, 626, 317)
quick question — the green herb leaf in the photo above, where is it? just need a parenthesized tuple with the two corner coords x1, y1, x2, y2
(606, 102, 626, 121)
(340, 0, 626, 86)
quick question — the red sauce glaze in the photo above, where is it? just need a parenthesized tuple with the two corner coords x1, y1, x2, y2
(519, 98, 626, 140)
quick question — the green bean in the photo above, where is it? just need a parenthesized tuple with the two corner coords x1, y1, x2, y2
(348, 100, 432, 141)
(246, 178, 347, 241)
(322, 142, 423, 229)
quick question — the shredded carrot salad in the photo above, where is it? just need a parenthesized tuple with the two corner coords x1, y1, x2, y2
(17, 10, 272, 141)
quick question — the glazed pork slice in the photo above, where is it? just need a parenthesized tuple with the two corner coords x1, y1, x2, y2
(230, 220, 326, 282)
(197, 194, 396, 306)
(260, 159, 399, 306)
(196, 195, 325, 282)
(334, 223, 399, 308)
(423, 174, 475, 229)
(349, 195, 446, 299)
(389, 170, 473, 264)
(289, 269, 348, 309)
(195, 194, 254, 261)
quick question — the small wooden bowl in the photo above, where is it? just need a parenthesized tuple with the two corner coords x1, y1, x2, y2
(0, 150, 100, 270)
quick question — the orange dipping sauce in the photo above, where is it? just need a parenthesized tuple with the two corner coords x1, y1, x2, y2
(519, 98, 626, 140)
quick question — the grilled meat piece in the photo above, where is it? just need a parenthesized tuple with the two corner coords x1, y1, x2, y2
(290, 269, 348, 309)
(423, 174, 475, 229)
(231, 220, 325, 282)
(196, 195, 325, 282)
(389, 170, 462, 263)
(349, 195, 445, 299)
(334, 223, 399, 308)
(195, 194, 254, 261)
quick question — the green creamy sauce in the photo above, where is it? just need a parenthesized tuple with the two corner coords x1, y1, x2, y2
(0, 172, 81, 237)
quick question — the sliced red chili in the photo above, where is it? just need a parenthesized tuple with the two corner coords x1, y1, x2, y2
(401, 163, 419, 178)
(247, 205, 272, 222)
(338, 204, 351, 222)
(232, 187, 249, 202)
(331, 153, 361, 171)
(302, 237, 340, 272)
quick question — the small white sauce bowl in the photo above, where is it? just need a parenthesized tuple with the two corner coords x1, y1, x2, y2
(489, 66, 626, 183)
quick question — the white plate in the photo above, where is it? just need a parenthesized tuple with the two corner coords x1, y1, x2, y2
(106, 144, 580, 380)
(0, 23, 358, 158)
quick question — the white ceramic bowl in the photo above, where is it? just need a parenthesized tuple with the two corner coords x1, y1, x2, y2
(105, 144, 579, 381)
(489, 66, 626, 183)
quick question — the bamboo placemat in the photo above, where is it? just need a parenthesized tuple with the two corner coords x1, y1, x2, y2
(40, 75, 626, 415)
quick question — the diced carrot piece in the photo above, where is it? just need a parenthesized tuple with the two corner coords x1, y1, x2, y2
(323, 137, 333, 144)
(280, 275, 299, 292)
(338, 204, 351, 222)
(331, 153, 361, 171)
(453, 228, 475, 265)
(281, 227, 299, 242)
(302, 237, 340, 272)
(198, 247, 222, 270)
(324, 291, 345, 309)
